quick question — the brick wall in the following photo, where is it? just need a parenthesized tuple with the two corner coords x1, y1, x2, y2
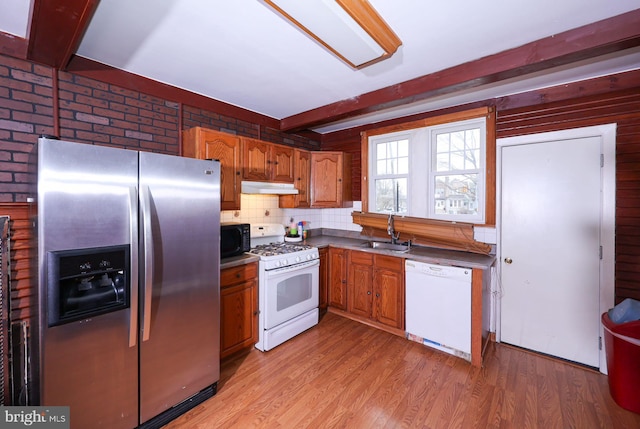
(0, 56, 54, 203)
(0, 54, 321, 203)
(57, 71, 180, 154)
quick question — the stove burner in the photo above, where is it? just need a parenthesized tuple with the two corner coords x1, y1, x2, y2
(249, 243, 314, 257)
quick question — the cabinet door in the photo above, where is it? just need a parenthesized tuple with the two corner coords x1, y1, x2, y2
(242, 138, 271, 181)
(220, 263, 258, 358)
(319, 247, 328, 310)
(204, 133, 241, 211)
(347, 251, 373, 318)
(294, 149, 311, 207)
(373, 255, 404, 329)
(220, 279, 258, 358)
(183, 127, 241, 211)
(271, 145, 295, 182)
(328, 248, 347, 310)
(311, 152, 342, 208)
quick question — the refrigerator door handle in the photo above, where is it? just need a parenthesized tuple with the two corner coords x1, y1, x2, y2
(140, 184, 154, 342)
(128, 186, 139, 347)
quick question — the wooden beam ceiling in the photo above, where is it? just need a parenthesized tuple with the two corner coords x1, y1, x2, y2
(0, 3, 639, 136)
(280, 9, 640, 132)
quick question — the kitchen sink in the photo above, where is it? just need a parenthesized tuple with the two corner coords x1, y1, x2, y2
(361, 241, 410, 253)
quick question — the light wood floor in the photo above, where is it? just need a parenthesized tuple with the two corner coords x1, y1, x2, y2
(166, 312, 640, 428)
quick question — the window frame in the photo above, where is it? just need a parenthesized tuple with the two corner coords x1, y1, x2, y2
(360, 106, 496, 227)
(366, 117, 487, 223)
(368, 131, 412, 214)
(428, 117, 486, 223)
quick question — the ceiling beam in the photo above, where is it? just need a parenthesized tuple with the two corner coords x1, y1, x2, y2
(27, 0, 100, 68)
(281, 9, 640, 132)
(0, 31, 27, 58)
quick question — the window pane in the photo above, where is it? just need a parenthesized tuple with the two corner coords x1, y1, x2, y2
(466, 129, 480, 149)
(433, 174, 478, 216)
(377, 142, 387, 159)
(377, 159, 386, 175)
(450, 151, 465, 170)
(375, 178, 407, 213)
(387, 159, 397, 174)
(397, 157, 409, 174)
(451, 131, 465, 151)
(436, 134, 449, 152)
(436, 153, 449, 172)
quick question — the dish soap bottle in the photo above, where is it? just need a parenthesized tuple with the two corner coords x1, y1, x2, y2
(289, 218, 297, 236)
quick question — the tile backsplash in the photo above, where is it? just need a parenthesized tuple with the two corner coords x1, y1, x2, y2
(220, 194, 363, 232)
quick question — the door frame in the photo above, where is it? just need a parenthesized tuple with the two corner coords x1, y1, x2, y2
(496, 124, 616, 373)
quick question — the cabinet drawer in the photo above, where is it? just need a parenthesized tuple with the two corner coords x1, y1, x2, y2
(374, 254, 403, 272)
(350, 250, 373, 265)
(221, 262, 258, 287)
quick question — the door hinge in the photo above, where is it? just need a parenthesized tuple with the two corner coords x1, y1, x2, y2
(599, 246, 603, 260)
(601, 154, 604, 167)
(599, 336, 602, 350)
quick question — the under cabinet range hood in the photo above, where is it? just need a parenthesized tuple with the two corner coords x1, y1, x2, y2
(241, 181, 298, 195)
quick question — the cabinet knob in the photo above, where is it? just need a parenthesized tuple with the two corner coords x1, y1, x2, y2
(376, 293, 380, 298)
(236, 273, 241, 278)
(504, 257, 513, 264)
(367, 291, 371, 295)
(236, 171, 240, 175)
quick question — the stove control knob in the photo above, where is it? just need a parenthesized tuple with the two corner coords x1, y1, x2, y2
(295, 256, 301, 263)
(282, 259, 287, 266)
(306, 254, 312, 260)
(275, 261, 281, 267)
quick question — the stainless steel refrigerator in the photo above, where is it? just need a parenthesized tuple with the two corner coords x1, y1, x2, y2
(30, 137, 220, 428)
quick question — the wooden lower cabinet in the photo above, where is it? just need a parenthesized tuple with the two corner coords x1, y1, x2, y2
(220, 262, 258, 359)
(372, 254, 404, 330)
(331, 248, 404, 327)
(347, 251, 404, 330)
(328, 248, 348, 310)
(347, 251, 373, 318)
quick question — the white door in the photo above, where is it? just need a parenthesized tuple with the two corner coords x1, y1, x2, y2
(500, 136, 601, 367)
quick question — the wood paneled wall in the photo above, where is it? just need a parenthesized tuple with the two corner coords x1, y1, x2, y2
(0, 203, 33, 323)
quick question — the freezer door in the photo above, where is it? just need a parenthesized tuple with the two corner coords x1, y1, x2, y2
(138, 152, 220, 424)
(36, 138, 139, 429)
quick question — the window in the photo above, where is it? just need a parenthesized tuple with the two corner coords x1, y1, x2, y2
(370, 136, 409, 213)
(368, 117, 486, 223)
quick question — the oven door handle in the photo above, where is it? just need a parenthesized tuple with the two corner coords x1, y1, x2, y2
(264, 259, 319, 277)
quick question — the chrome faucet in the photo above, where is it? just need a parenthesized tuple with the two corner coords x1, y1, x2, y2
(387, 213, 400, 244)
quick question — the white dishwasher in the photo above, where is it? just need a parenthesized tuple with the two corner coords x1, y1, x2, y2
(405, 260, 472, 360)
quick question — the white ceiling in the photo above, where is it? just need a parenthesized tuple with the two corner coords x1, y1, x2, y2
(2, 0, 640, 134)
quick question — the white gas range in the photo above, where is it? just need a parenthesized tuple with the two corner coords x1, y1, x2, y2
(248, 224, 320, 351)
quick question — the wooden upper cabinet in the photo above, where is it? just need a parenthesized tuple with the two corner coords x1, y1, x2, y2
(242, 138, 294, 183)
(279, 149, 311, 208)
(310, 151, 353, 208)
(183, 127, 241, 211)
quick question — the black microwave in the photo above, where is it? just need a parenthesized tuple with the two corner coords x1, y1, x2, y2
(220, 223, 251, 259)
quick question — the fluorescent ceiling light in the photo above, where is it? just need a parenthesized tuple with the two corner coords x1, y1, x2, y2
(264, 0, 402, 69)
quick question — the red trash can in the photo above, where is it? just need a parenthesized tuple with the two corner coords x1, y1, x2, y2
(601, 312, 640, 414)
